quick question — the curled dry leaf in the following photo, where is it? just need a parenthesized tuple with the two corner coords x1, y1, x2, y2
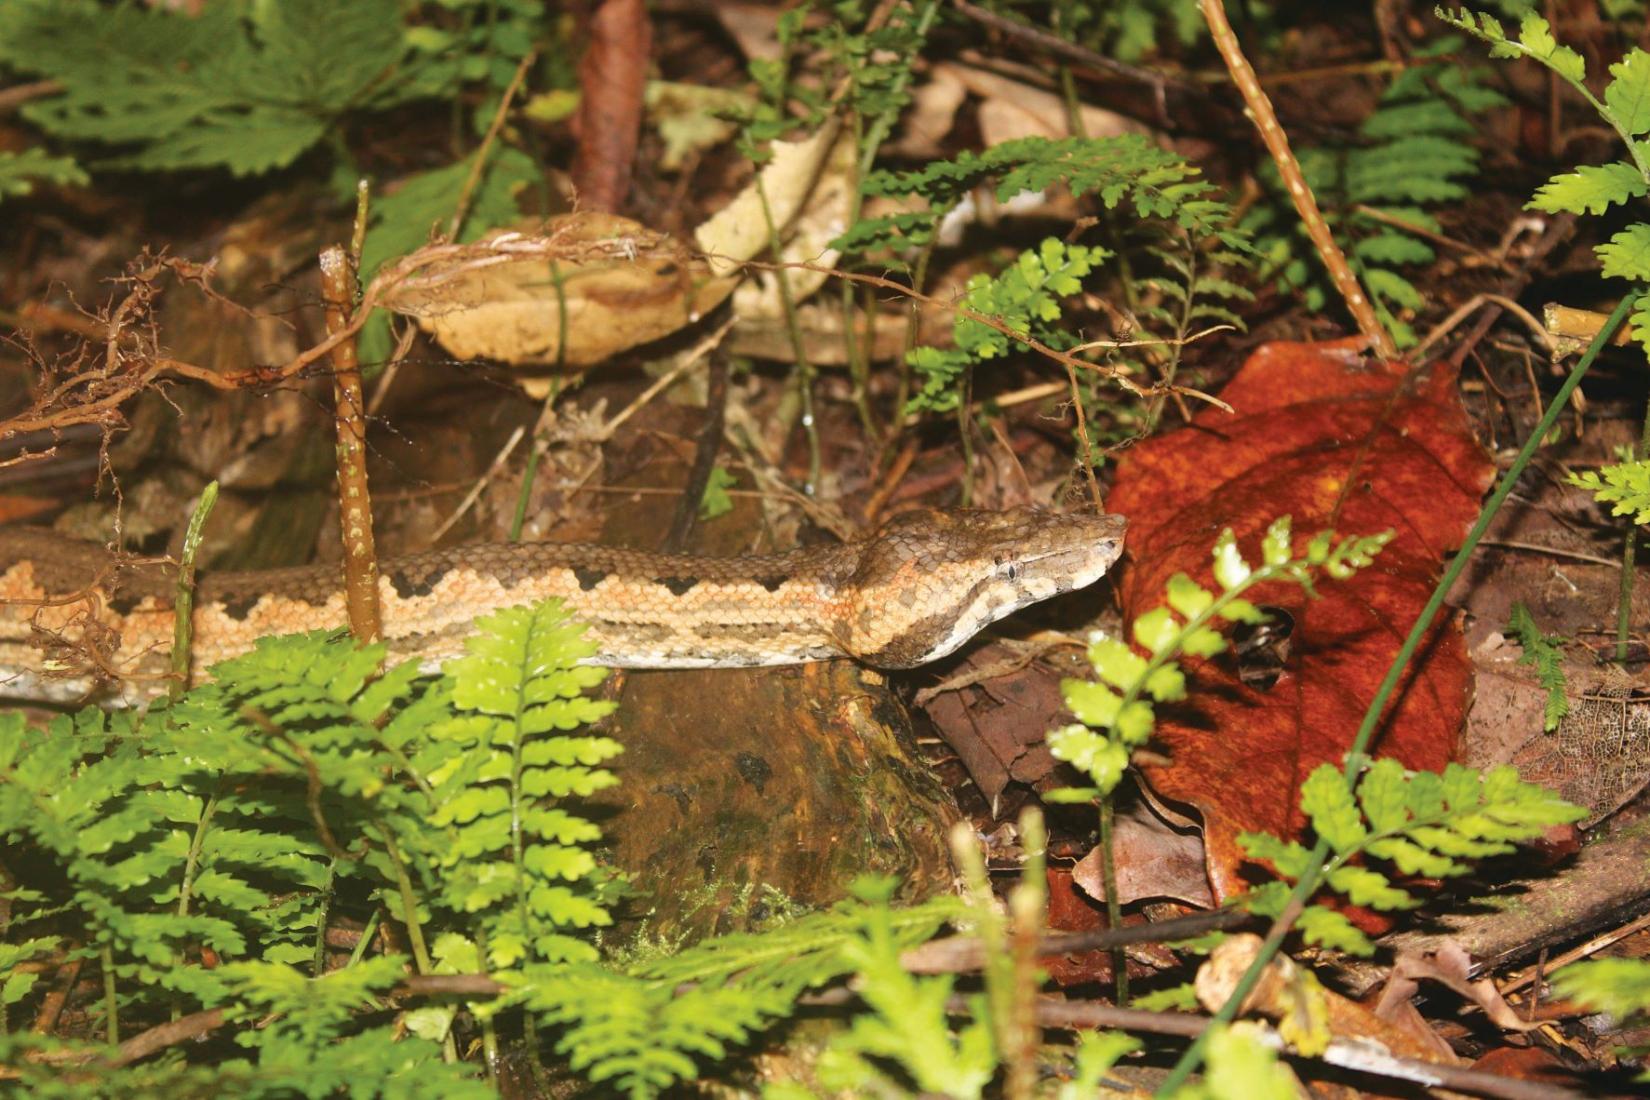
(1198, 933, 1463, 1067)
(382, 125, 850, 371)
(1378, 942, 1538, 1034)
(1107, 340, 1495, 901)
(378, 212, 737, 368)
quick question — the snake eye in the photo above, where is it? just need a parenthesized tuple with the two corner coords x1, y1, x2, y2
(1001, 562, 1022, 582)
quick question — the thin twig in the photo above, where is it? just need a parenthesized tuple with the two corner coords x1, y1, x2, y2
(429, 425, 526, 544)
(1198, 0, 1396, 359)
(1415, 293, 1554, 360)
(448, 50, 538, 240)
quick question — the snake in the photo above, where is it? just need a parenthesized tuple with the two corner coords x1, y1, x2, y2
(0, 507, 1126, 705)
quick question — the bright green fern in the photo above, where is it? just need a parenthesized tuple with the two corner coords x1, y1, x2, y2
(1441, 7, 1650, 348)
(1048, 517, 1395, 801)
(0, 147, 87, 202)
(1507, 601, 1570, 731)
(1239, 759, 1585, 956)
(1247, 37, 1505, 346)
(1567, 449, 1650, 526)
(428, 601, 620, 968)
(1552, 957, 1650, 1079)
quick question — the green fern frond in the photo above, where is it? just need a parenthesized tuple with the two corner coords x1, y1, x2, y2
(1507, 602, 1570, 730)
(431, 600, 619, 967)
(1247, 35, 1502, 347)
(0, 147, 87, 202)
(1443, 9, 1650, 347)
(1050, 519, 1392, 801)
(1568, 452, 1650, 525)
(1240, 759, 1585, 955)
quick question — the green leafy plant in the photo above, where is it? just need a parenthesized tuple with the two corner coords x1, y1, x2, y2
(838, 134, 1243, 258)
(0, 598, 625, 1093)
(907, 237, 1110, 415)
(1568, 449, 1650, 526)
(0, 0, 461, 177)
(1441, 7, 1650, 347)
(1246, 38, 1505, 346)
(837, 134, 1252, 466)
(0, 147, 88, 203)
(1507, 601, 1571, 731)
(1239, 759, 1584, 955)
(1048, 517, 1394, 802)
(1552, 957, 1650, 1078)
(513, 890, 963, 1098)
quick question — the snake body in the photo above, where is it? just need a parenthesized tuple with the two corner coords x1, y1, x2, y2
(0, 507, 1125, 704)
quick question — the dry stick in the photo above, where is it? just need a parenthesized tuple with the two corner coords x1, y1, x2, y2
(1198, 0, 1397, 360)
(319, 247, 382, 645)
(448, 49, 538, 240)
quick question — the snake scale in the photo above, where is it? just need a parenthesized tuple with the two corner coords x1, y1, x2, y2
(0, 507, 1126, 704)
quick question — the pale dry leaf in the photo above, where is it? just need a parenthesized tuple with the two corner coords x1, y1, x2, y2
(379, 212, 736, 368)
(694, 122, 842, 278)
(730, 130, 857, 320)
(935, 61, 1144, 145)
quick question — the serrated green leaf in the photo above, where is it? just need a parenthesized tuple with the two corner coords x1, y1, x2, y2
(1295, 905, 1374, 955)
(1301, 766, 1366, 853)
(1601, 224, 1650, 280)
(1606, 50, 1650, 135)
(1529, 161, 1648, 215)
(1515, 13, 1587, 83)
(1326, 864, 1415, 910)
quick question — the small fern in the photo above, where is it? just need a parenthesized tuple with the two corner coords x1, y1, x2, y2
(1048, 517, 1394, 800)
(837, 134, 1244, 257)
(0, 147, 87, 202)
(1442, 7, 1650, 348)
(428, 601, 620, 968)
(1552, 956, 1650, 1079)
(1506, 601, 1570, 730)
(1246, 37, 1504, 346)
(510, 889, 963, 1098)
(1568, 449, 1650, 526)
(1239, 759, 1585, 955)
(907, 237, 1109, 414)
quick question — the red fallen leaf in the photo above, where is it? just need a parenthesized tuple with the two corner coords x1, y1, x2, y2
(1106, 341, 1494, 901)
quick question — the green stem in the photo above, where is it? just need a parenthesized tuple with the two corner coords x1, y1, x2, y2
(101, 943, 118, 1045)
(375, 823, 433, 975)
(1154, 292, 1636, 1095)
(1097, 797, 1127, 1005)
(170, 481, 219, 699)
(511, 435, 545, 544)
(756, 176, 821, 494)
(1618, 394, 1650, 663)
(346, 908, 381, 969)
(176, 795, 219, 922)
(313, 857, 337, 978)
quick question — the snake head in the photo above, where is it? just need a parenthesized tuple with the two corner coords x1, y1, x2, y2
(838, 507, 1127, 668)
